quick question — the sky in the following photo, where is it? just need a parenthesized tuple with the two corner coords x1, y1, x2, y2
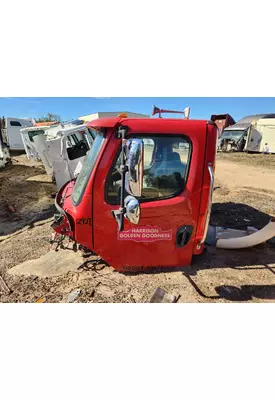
(1, 97, 275, 122)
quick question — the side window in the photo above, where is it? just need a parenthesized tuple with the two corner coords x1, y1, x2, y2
(106, 135, 191, 205)
(10, 121, 22, 127)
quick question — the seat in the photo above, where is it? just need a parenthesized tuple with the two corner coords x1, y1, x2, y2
(154, 151, 186, 178)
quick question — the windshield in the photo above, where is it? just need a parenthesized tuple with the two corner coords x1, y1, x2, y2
(222, 130, 247, 140)
(72, 133, 105, 205)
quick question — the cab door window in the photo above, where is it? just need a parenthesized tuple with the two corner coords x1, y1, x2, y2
(106, 135, 191, 204)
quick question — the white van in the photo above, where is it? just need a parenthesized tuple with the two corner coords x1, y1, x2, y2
(1, 117, 33, 150)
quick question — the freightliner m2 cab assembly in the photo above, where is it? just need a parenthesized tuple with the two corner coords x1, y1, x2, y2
(52, 113, 217, 272)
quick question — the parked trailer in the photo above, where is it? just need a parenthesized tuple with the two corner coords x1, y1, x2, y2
(218, 114, 275, 153)
(244, 117, 275, 153)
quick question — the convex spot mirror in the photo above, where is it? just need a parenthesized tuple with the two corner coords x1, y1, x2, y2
(125, 138, 144, 197)
(124, 195, 140, 224)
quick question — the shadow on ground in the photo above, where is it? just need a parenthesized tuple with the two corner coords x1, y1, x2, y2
(210, 201, 272, 229)
(184, 274, 275, 301)
(123, 203, 275, 301)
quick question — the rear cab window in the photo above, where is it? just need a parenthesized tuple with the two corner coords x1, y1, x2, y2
(65, 131, 91, 161)
(28, 130, 45, 142)
(106, 135, 191, 204)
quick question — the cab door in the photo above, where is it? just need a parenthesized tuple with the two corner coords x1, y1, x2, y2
(92, 119, 216, 272)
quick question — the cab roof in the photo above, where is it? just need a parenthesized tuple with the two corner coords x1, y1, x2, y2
(20, 125, 49, 132)
(87, 116, 211, 131)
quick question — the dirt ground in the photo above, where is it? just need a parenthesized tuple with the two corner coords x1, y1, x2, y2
(1, 152, 275, 303)
(0, 154, 56, 236)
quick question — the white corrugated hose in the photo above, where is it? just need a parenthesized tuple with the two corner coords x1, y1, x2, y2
(216, 218, 275, 249)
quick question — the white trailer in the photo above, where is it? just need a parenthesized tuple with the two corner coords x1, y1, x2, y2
(1, 117, 33, 150)
(220, 114, 275, 153)
(245, 117, 275, 153)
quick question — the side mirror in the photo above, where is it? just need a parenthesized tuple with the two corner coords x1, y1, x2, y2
(112, 129, 143, 232)
(125, 195, 140, 224)
(125, 138, 144, 197)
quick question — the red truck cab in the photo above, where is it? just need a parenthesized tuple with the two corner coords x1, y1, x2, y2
(52, 115, 217, 272)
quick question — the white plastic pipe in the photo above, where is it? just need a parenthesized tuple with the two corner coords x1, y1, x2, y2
(216, 218, 275, 249)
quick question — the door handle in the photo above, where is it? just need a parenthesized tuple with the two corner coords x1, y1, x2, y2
(176, 226, 193, 248)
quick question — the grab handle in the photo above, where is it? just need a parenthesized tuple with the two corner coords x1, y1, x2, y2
(199, 163, 214, 246)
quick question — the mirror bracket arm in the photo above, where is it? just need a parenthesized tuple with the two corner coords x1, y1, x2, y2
(112, 208, 126, 231)
(112, 125, 129, 231)
(116, 125, 129, 139)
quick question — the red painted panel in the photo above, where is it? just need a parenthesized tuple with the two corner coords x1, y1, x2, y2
(53, 118, 217, 272)
(92, 118, 209, 271)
